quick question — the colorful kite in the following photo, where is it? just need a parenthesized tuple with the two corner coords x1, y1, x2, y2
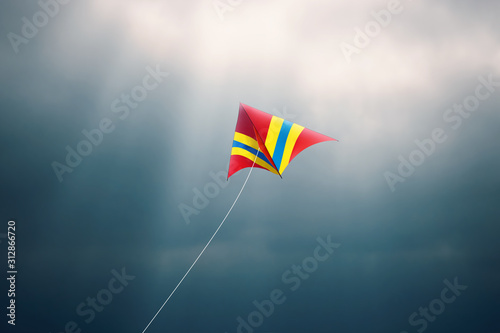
(229, 103, 337, 178)
(142, 103, 337, 333)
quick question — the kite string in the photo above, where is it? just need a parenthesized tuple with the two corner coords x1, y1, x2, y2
(141, 151, 260, 333)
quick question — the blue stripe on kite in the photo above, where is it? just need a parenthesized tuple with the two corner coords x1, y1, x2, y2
(232, 141, 273, 166)
(272, 120, 293, 170)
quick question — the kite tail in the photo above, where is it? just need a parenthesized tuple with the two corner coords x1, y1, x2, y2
(141, 151, 260, 333)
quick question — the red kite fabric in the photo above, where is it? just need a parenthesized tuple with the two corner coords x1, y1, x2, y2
(228, 103, 337, 178)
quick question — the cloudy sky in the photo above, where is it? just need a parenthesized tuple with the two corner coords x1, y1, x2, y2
(1, 1, 499, 332)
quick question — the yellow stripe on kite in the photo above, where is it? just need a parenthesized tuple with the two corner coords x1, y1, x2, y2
(265, 116, 284, 158)
(233, 132, 259, 150)
(231, 147, 279, 174)
(278, 123, 304, 174)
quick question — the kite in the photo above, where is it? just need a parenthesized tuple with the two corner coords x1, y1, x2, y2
(142, 104, 337, 333)
(229, 103, 337, 178)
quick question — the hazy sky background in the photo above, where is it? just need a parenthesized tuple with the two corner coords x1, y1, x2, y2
(1, 1, 499, 332)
